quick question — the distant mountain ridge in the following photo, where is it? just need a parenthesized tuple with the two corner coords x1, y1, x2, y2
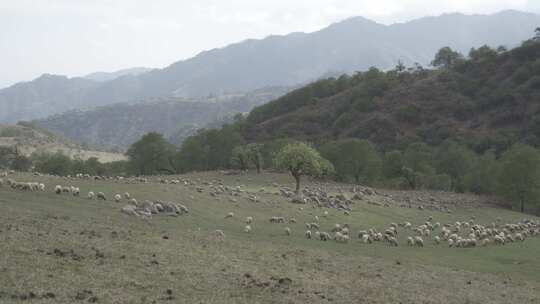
(1, 10, 539, 123)
(83, 67, 153, 82)
(34, 87, 290, 150)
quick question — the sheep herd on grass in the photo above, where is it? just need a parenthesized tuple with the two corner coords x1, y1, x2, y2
(222, 209, 540, 249)
(1, 179, 45, 192)
(2, 172, 540, 251)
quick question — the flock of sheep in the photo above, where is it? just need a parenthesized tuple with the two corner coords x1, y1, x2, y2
(2, 171, 540, 251)
(220, 210, 540, 249)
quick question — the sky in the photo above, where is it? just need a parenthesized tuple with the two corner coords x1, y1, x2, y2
(1, 0, 539, 89)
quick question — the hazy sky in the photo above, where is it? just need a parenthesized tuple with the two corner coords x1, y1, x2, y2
(1, 0, 539, 88)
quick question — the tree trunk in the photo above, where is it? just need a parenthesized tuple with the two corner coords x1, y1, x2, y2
(294, 174, 301, 195)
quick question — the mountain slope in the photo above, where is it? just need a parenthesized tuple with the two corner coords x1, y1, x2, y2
(34, 87, 289, 150)
(0, 123, 125, 163)
(240, 41, 540, 153)
(0, 11, 538, 123)
(83, 67, 153, 82)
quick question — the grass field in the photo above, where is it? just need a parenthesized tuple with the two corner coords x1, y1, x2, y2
(1, 171, 540, 303)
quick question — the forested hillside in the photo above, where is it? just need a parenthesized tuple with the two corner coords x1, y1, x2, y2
(34, 87, 289, 150)
(243, 41, 540, 153)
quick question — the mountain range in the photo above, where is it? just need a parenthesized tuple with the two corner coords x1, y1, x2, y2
(1, 10, 539, 124)
(34, 87, 289, 150)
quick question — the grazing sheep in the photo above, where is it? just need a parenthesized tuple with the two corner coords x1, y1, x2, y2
(55, 185, 62, 194)
(362, 234, 370, 244)
(87, 191, 95, 199)
(114, 194, 122, 202)
(225, 212, 234, 219)
(481, 238, 491, 246)
(244, 225, 252, 233)
(387, 236, 398, 247)
(448, 239, 455, 247)
(305, 230, 312, 239)
(331, 224, 342, 232)
(319, 232, 331, 241)
(407, 237, 414, 246)
(414, 236, 424, 247)
(306, 222, 320, 230)
(62, 186, 71, 193)
(38, 183, 45, 191)
(124, 192, 130, 199)
(245, 216, 253, 224)
(433, 236, 441, 245)
(288, 217, 297, 224)
(284, 227, 291, 236)
(128, 198, 138, 206)
(323, 211, 329, 217)
(121, 205, 139, 217)
(314, 216, 320, 222)
(97, 192, 107, 200)
(72, 187, 80, 197)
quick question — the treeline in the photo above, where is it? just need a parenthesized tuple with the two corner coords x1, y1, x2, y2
(0, 148, 129, 176)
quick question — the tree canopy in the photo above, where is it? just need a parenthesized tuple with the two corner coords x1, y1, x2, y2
(275, 142, 332, 194)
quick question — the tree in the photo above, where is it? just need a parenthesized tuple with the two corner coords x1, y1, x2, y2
(463, 151, 499, 194)
(402, 142, 434, 189)
(245, 143, 263, 173)
(434, 141, 476, 191)
(275, 142, 331, 194)
(382, 150, 404, 179)
(469, 45, 497, 61)
(230, 146, 249, 170)
(498, 144, 540, 213)
(535, 27, 540, 41)
(431, 47, 464, 68)
(320, 139, 381, 184)
(32, 152, 72, 176)
(126, 132, 175, 175)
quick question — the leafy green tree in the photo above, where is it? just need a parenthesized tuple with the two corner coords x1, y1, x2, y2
(320, 139, 381, 184)
(463, 151, 499, 194)
(275, 142, 332, 194)
(434, 141, 476, 191)
(11, 154, 32, 171)
(32, 152, 72, 176)
(469, 45, 498, 61)
(402, 142, 434, 189)
(431, 47, 464, 68)
(245, 143, 263, 173)
(230, 146, 249, 170)
(382, 150, 404, 179)
(126, 132, 175, 175)
(498, 144, 540, 213)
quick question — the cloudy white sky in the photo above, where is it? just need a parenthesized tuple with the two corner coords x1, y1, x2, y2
(1, 0, 539, 88)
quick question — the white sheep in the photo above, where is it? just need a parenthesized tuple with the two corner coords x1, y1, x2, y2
(245, 216, 253, 224)
(225, 212, 234, 219)
(433, 236, 441, 244)
(38, 183, 45, 191)
(305, 230, 312, 239)
(114, 194, 122, 202)
(72, 187, 80, 197)
(55, 185, 62, 194)
(87, 191, 95, 199)
(414, 236, 424, 247)
(284, 227, 291, 236)
(407, 236, 414, 246)
(244, 225, 252, 233)
(124, 192, 130, 199)
(97, 192, 107, 200)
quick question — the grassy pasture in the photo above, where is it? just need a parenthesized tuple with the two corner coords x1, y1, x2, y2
(1, 172, 539, 303)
